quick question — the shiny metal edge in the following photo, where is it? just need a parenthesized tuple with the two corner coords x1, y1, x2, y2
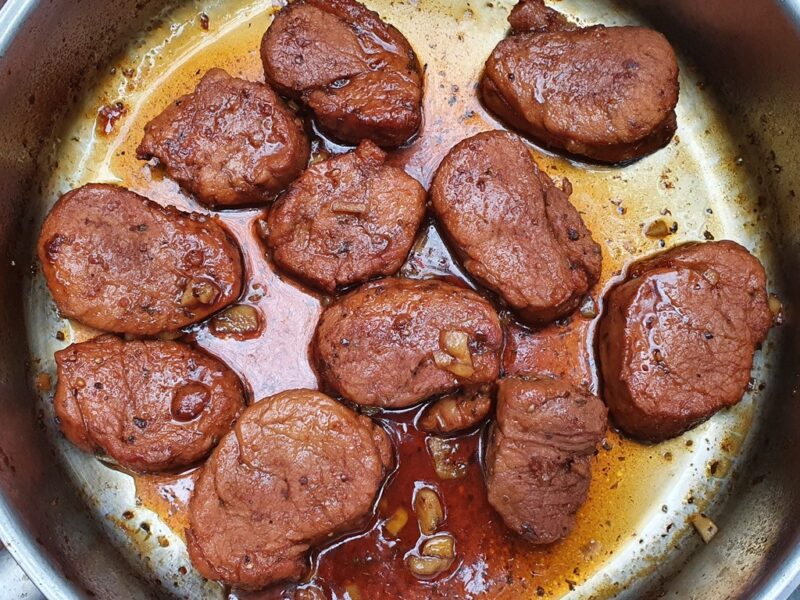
(0, 546, 45, 599)
(0, 504, 69, 600)
(0, 2, 77, 598)
(0, 0, 37, 56)
(783, 0, 800, 26)
(738, 0, 800, 590)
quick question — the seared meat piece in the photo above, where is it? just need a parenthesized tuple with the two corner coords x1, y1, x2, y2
(417, 384, 494, 434)
(430, 131, 601, 325)
(137, 69, 309, 207)
(260, 0, 423, 147)
(37, 184, 243, 335)
(598, 241, 773, 441)
(485, 377, 607, 544)
(187, 389, 393, 589)
(266, 140, 425, 293)
(314, 277, 503, 409)
(54, 335, 244, 473)
(481, 0, 679, 163)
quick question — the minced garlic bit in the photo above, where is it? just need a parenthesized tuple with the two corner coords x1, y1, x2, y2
(690, 512, 718, 544)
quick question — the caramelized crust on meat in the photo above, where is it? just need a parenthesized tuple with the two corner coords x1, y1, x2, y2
(314, 277, 503, 408)
(431, 131, 601, 325)
(266, 140, 425, 292)
(486, 377, 607, 544)
(481, 0, 679, 163)
(137, 68, 310, 207)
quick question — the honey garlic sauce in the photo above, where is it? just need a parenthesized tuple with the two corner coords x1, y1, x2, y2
(134, 470, 198, 538)
(41, 0, 765, 598)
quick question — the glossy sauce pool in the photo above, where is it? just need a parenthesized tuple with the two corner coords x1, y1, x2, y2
(24, 1, 776, 599)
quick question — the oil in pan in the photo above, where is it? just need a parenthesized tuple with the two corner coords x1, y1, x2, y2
(23, 0, 777, 598)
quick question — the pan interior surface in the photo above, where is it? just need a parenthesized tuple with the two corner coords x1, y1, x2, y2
(21, 0, 781, 598)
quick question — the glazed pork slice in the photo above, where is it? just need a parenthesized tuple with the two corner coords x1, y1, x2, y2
(481, 0, 679, 163)
(265, 140, 426, 293)
(260, 0, 423, 147)
(37, 184, 243, 335)
(187, 389, 393, 589)
(54, 335, 245, 473)
(430, 131, 601, 325)
(597, 241, 774, 441)
(137, 68, 310, 207)
(485, 377, 607, 544)
(314, 277, 503, 409)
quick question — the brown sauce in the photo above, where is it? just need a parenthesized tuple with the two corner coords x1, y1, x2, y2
(135, 470, 197, 537)
(45, 1, 756, 597)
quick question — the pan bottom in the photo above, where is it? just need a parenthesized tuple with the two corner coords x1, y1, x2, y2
(23, 0, 777, 598)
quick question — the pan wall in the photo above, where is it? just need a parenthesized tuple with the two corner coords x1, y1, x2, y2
(0, 2, 171, 597)
(628, 1, 800, 598)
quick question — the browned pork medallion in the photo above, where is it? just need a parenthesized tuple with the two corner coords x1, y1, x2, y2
(265, 140, 426, 293)
(187, 389, 393, 589)
(314, 277, 503, 408)
(261, 0, 423, 147)
(597, 241, 774, 441)
(54, 335, 245, 473)
(431, 130, 601, 325)
(481, 0, 679, 163)
(37, 184, 243, 335)
(137, 68, 310, 207)
(485, 377, 607, 544)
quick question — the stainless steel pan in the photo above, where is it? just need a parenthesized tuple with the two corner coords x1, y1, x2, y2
(1, 0, 799, 598)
